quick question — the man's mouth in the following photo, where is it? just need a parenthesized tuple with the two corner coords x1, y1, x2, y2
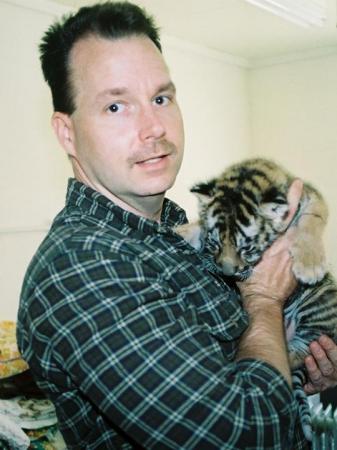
(136, 154, 170, 166)
(139, 155, 166, 164)
(133, 141, 176, 165)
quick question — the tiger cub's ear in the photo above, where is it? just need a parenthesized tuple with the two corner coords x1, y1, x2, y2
(259, 187, 290, 230)
(190, 180, 216, 205)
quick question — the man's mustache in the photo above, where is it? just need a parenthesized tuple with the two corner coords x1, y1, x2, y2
(129, 140, 177, 164)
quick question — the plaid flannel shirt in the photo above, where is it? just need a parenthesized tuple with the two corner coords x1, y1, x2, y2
(17, 179, 308, 449)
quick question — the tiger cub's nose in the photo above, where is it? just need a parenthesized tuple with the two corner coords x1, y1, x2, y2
(219, 258, 236, 276)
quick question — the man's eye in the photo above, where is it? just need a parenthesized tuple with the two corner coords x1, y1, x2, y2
(154, 95, 169, 106)
(108, 103, 124, 113)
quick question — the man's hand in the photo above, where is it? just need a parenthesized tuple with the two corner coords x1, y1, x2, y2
(304, 335, 337, 394)
(237, 237, 297, 309)
(236, 242, 297, 386)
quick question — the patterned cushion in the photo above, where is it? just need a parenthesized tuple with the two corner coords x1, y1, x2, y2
(0, 322, 28, 379)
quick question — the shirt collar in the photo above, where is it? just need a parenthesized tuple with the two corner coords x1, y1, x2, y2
(65, 178, 188, 234)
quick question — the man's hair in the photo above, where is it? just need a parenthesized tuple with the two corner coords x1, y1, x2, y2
(40, 1, 161, 114)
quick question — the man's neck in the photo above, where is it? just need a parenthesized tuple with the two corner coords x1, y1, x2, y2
(107, 191, 165, 222)
(78, 177, 164, 222)
(72, 164, 165, 222)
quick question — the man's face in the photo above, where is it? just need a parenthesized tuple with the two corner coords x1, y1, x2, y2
(55, 35, 184, 216)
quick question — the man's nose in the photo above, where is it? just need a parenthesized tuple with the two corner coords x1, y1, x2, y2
(138, 105, 165, 142)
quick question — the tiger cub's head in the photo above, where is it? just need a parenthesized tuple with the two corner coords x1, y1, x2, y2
(192, 159, 294, 279)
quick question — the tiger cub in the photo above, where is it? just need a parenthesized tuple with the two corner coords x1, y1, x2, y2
(177, 157, 337, 439)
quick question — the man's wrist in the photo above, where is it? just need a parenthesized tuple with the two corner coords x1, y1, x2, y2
(237, 299, 291, 385)
(242, 294, 284, 316)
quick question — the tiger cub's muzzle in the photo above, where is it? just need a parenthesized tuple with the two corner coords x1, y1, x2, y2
(215, 245, 248, 277)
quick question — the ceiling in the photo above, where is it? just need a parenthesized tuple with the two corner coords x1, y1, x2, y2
(51, 0, 337, 62)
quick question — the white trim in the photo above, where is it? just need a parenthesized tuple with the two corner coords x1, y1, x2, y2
(250, 46, 337, 69)
(244, 0, 326, 28)
(166, 42, 337, 70)
(0, 0, 73, 16)
(163, 34, 251, 69)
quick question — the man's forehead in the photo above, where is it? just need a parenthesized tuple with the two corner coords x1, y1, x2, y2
(68, 34, 172, 107)
(69, 34, 169, 86)
(69, 33, 161, 65)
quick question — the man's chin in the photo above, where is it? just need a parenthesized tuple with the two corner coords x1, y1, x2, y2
(139, 190, 166, 198)
(137, 178, 176, 198)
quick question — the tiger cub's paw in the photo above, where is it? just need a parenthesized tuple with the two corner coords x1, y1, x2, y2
(290, 235, 327, 284)
(175, 222, 202, 250)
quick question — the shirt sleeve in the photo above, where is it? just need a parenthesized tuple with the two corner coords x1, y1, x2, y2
(20, 250, 308, 450)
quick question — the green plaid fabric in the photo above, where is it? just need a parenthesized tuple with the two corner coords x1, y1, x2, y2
(17, 179, 308, 449)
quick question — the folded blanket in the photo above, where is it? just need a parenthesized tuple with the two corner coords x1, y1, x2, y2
(0, 412, 30, 450)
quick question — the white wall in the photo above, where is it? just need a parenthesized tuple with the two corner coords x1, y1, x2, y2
(249, 54, 337, 276)
(164, 37, 251, 220)
(0, 0, 71, 321)
(0, 0, 251, 320)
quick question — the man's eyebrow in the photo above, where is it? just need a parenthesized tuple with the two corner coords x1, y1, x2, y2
(156, 81, 176, 94)
(95, 82, 176, 102)
(96, 87, 128, 101)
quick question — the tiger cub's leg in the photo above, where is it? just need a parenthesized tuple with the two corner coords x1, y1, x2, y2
(287, 328, 322, 369)
(288, 186, 328, 284)
(284, 277, 337, 369)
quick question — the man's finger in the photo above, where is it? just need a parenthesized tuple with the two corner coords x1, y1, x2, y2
(318, 335, 337, 364)
(310, 340, 335, 376)
(284, 179, 303, 227)
(304, 355, 325, 394)
(305, 354, 321, 383)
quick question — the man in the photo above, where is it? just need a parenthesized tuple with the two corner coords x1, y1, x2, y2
(17, 2, 337, 449)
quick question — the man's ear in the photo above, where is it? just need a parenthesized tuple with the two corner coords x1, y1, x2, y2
(284, 178, 303, 226)
(51, 112, 76, 157)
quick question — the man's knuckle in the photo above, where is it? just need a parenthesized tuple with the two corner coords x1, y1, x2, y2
(322, 367, 334, 376)
(310, 372, 321, 383)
